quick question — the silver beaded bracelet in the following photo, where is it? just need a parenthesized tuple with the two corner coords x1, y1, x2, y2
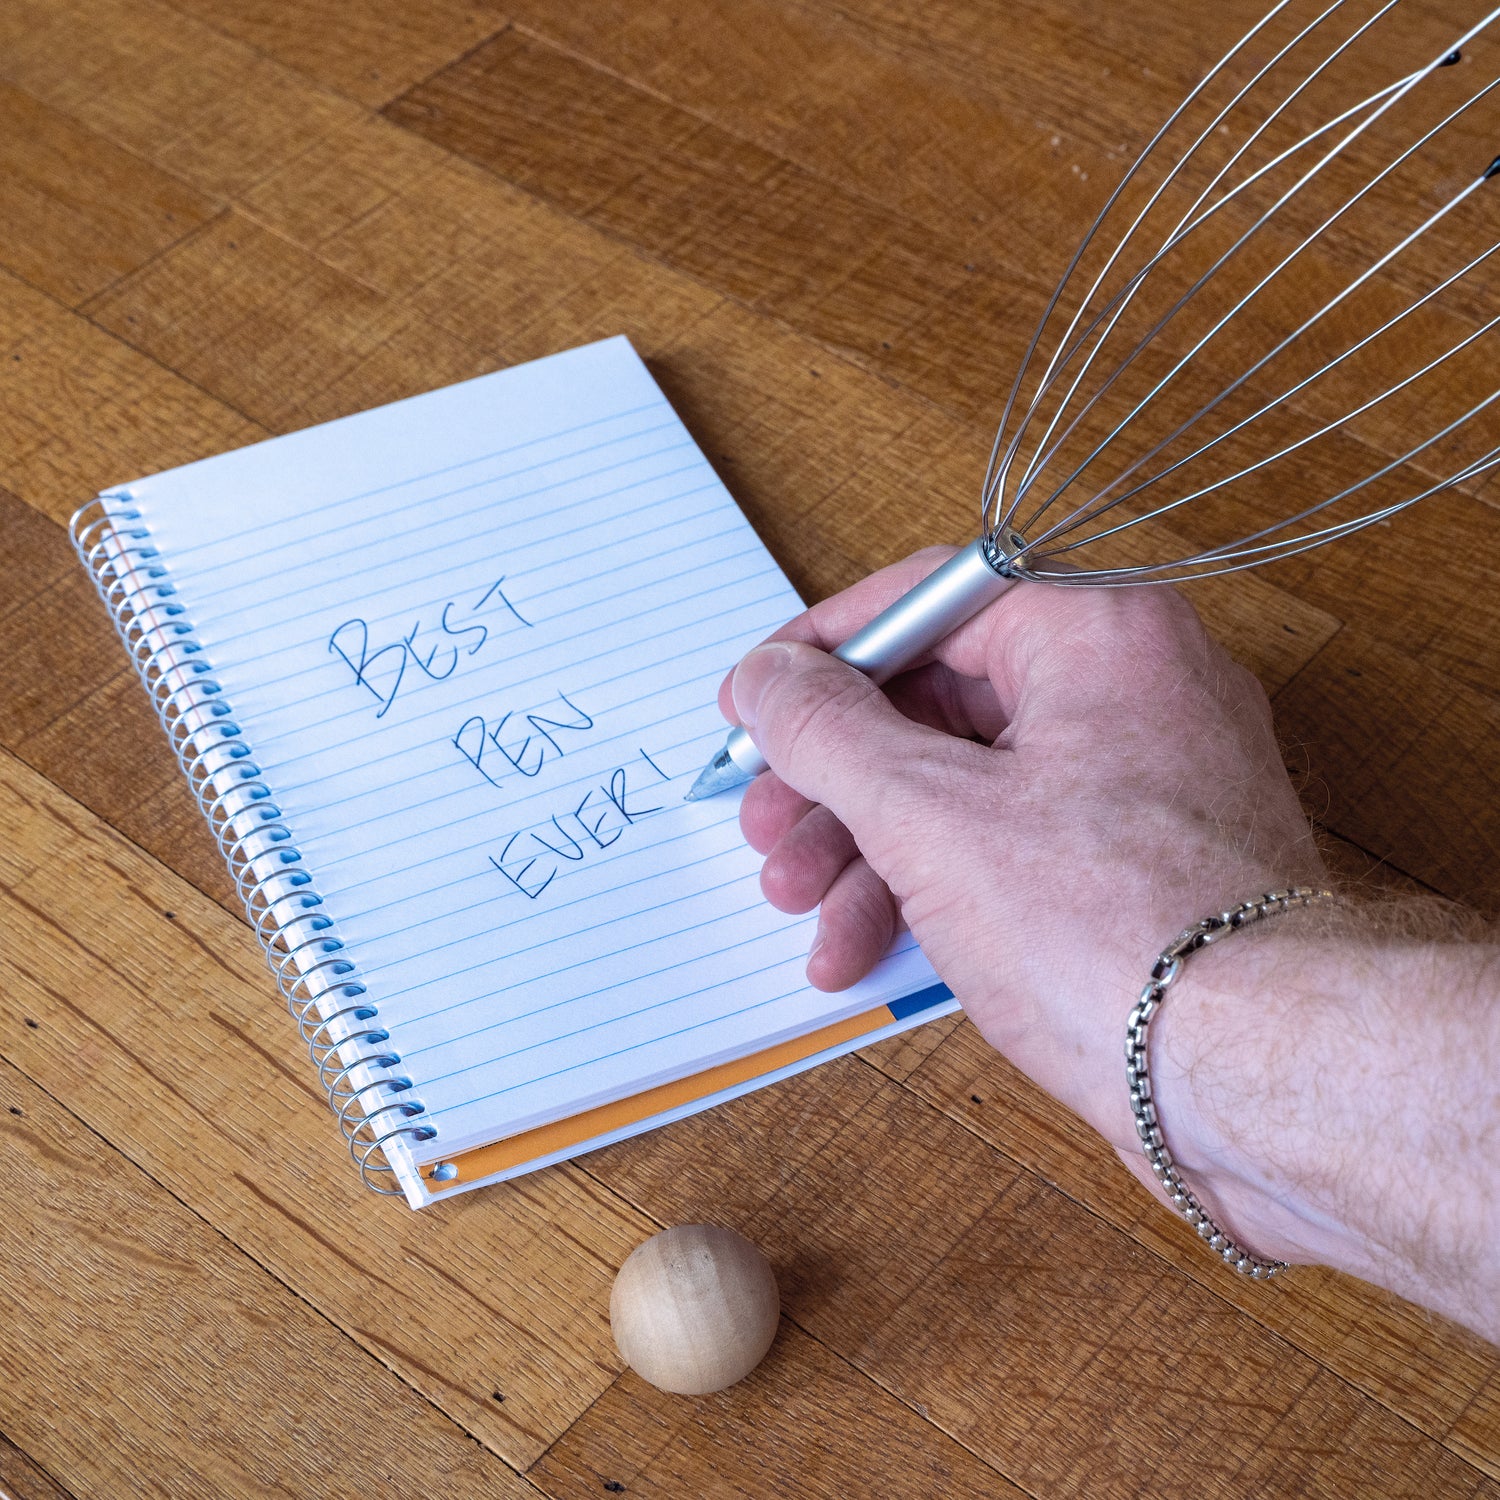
(1127, 885, 1334, 1279)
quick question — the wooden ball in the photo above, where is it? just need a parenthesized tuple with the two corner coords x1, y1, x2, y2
(610, 1224, 780, 1395)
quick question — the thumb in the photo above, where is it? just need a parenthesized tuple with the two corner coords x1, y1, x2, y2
(731, 641, 961, 866)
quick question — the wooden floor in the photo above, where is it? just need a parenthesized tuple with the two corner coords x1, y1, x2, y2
(1, 0, 1498, 1495)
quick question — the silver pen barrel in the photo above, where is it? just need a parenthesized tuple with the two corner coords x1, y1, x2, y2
(686, 538, 1014, 799)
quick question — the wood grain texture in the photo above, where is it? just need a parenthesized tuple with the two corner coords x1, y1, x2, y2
(0, 1434, 77, 1500)
(1455, 1376, 1500, 1483)
(388, 9, 1500, 701)
(0, 0, 1496, 1492)
(529, 1321, 1030, 1500)
(1274, 629, 1500, 912)
(0, 1057, 536, 1500)
(0, 747, 644, 1469)
(896, 1018, 1498, 1447)
(0, 749, 1049, 1493)
(0, 0, 359, 197)
(0, 269, 262, 524)
(162, 0, 505, 108)
(0, 489, 236, 910)
(87, 210, 502, 433)
(0, 84, 218, 307)
(575, 1052, 1497, 1497)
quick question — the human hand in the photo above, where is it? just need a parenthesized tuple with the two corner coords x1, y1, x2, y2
(718, 549, 1500, 1333)
(718, 545, 1328, 1161)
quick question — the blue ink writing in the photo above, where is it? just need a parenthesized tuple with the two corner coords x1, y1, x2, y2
(472, 576, 531, 627)
(487, 751, 669, 900)
(327, 618, 408, 718)
(454, 691, 594, 788)
(328, 572, 532, 718)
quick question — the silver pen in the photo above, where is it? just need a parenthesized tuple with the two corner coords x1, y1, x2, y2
(685, 537, 1018, 800)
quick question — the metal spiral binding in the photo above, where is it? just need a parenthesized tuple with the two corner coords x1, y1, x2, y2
(69, 493, 437, 1196)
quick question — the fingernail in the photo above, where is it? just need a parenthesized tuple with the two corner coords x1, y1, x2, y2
(807, 931, 825, 977)
(732, 643, 793, 730)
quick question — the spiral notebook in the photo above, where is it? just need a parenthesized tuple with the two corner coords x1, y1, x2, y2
(73, 336, 955, 1207)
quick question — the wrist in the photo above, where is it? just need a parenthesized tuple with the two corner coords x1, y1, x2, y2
(1135, 910, 1372, 1271)
(1103, 883, 1500, 1339)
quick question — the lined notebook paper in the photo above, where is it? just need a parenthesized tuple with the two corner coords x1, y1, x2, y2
(75, 337, 954, 1206)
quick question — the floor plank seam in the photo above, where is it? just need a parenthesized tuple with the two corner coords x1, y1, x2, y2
(87, 196, 496, 382)
(71, 206, 378, 426)
(0, 204, 271, 445)
(1310, 822, 1449, 902)
(69, 202, 234, 321)
(0, 760, 603, 1479)
(1269, 621, 1351, 707)
(371, 99, 1000, 439)
(0, 1031, 552, 1485)
(148, 0, 512, 117)
(6, 585, 1485, 1473)
(0, 86, 228, 312)
(9, 663, 135, 751)
(395, 16, 523, 118)
(570, 1157, 1051, 1499)
(0, 1427, 83, 1500)
(521, 1354, 631, 1482)
(76, 311, 270, 444)
(848, 1043, 1497, 1473)
(382, 28, 1496, 521)
(505, 16, 993, 254)
(0, 738, 247, 926)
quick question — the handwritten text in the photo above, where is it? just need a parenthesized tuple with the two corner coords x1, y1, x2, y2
(328, 574, 532, 719)
(453, 690, 594, 789)
(487, 750, 671, 901)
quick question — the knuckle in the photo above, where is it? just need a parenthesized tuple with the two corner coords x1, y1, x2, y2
(1087, 587, 1212, 690)
(1121, 587, 1206, 656)
(830, 861, 894, 944)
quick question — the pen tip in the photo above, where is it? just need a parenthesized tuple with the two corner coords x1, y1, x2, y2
(685, 748, 752, 801)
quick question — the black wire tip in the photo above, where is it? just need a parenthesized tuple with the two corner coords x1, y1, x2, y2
(1486, 155, 1500, 181)
(1441, 48, 1462, 66)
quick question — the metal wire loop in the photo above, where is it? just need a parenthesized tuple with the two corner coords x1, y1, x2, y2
(981, 2, 1500, 585)
(67, 497, 408, 1200)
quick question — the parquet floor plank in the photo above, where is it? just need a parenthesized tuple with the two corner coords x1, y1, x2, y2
(161, 0, 506, 108)
(0, 1053, 538, 1500)
(0, 745, 1039, 1497)
(387, 17, 1500, 702)
(0, 269, 263, 525)
(0, 747, 648, 1469)
(0, 0, 360, 198)
(528, 1322, 1030, 1500)
(0, 1433, 77, 1500)
(0, 84, 219, 307)
(895, 1018, 1498, 1453)
(1274, 628, 1500, 912)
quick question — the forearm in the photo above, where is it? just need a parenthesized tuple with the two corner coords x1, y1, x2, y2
(1150, 916, 1500, 1338)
